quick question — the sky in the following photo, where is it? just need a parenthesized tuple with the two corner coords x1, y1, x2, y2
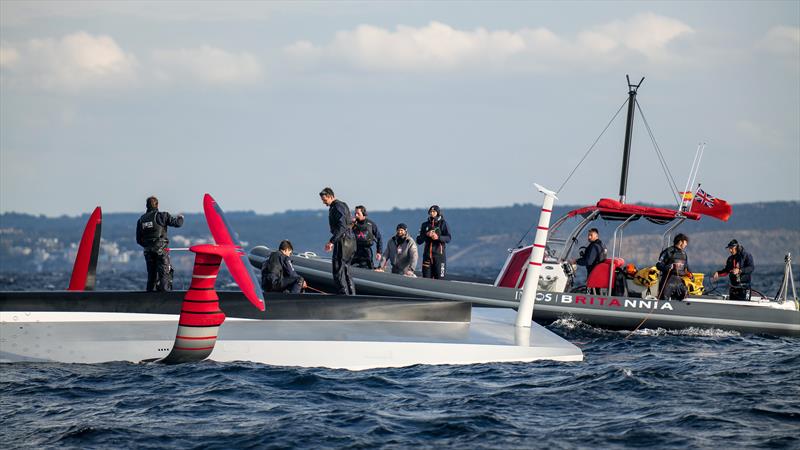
(1, 0, 798, 217)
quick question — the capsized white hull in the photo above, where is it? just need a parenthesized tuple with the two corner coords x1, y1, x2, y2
(0, 307, 582, 369)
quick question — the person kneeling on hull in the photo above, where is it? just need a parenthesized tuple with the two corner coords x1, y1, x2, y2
(262, 240, 307, 294)
(656, 233, 692, 300)
(713, 239, 755, 300)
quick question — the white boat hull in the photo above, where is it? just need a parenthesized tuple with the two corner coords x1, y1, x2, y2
(0, 307, 582, 369)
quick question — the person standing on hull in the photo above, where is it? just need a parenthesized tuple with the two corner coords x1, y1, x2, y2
(262, 240, 306, 294)
(351, 205, 383, 269)
(136, 196, 184, 292)
(416, 205, 451, 279)
(379, 223, 418, 277)
(570, 228, 607, 281)
(713, 239, 755, 300)
(320, 187, 356, 295)
(656, 233, 692, 300)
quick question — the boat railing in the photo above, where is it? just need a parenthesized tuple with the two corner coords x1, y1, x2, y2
(556, 210, 600, 261)
(776, 253, 799, 309)
(608, 214, 638, 291)
(660, 217, 686, 251)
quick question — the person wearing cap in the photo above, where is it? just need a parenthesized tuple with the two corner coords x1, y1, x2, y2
(319, 187, 356, 295)
(656, 233, 692, 300)
(136, 196, 184, 292)
(351, 205, 383, 270)
(416, 205, 451, 279)
(713, 239, 755, 300)
(378, 223, 418, 276)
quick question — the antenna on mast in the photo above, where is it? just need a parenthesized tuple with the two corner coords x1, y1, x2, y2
(619, 75, 645, 204)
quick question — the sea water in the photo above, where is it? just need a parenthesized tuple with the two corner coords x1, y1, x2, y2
(1, 270, 798, 449)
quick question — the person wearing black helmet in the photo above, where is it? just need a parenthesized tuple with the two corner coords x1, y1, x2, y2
(319, 187, 356, 295)
(656, 233, 692, 300)
(136, 196, 184, 292)
(416, 205, 451, 279)
(351, 205, 383, 269)
(713, 239, 755, 300)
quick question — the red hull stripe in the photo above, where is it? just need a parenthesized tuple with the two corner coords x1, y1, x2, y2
(179, 321, 224, 327)
(536, 226, 549, 230)
(181, 303, 221, 313)
(176, 335, 218, 340)
(529, 261, 542, 266)
(533, 244, 546, 248)
(541, 209, 552, 213)
(173, 346, 215, 351)
(185, 290, 219, 301)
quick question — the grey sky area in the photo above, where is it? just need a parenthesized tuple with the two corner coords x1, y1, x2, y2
(1, 1, 798, 216)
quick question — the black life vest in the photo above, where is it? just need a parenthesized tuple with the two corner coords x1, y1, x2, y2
(263, 252, 284, 286)
(353, 219, 374, 246)
(661, 246, 688, 277)
(328, 200, 353, 239)
(138, 209, 166, 249)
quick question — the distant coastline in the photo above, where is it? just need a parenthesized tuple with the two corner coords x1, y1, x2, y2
(1, 201, 798, 272)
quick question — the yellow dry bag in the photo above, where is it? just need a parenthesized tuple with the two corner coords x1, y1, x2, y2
(682, 273, 705, 296)
(634, 266, 660, 287)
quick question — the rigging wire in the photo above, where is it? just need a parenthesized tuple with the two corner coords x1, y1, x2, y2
(635, 100, 681, 205)
(556, 98, 629, 194)
(514, 98, 628, 249)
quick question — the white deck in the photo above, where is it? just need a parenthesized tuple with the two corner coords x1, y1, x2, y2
(0, 307, 582, 369)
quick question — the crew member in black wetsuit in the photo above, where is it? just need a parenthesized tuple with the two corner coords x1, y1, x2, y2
(136, 196, 184, 292)
(713, 239, 755, 300)
(416, 205, 451, 279)
(570, 228, 607, 280)
(656, 233, 692, 300)
(320, 187, 356, 295)
(262, 240, 306, 294)
(351, 205, 383, 269)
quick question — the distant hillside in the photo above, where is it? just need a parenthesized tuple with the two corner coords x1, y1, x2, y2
(1, 201, 797, 275)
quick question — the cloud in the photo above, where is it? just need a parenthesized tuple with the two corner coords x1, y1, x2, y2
(581, 13, 694, 55)
(285, 14, 694, 72)
(735, 120, 783, 148)
(151, 46, 263, 85)
(0, 45, 20, 67)
(758, 25, 800, 57)
(1, 32, 137, 91)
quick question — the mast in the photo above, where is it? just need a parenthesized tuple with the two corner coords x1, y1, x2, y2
(619, 75, 645, 204)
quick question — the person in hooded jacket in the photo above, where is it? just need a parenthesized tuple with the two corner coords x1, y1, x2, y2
(320, 187, 356, 295)
(416, 205, 451, 279)
(262, 240, 306, 294)
(379, 223, 418, 276)
(713, 239, 755, 300)
(136, 196, 184, 292)
(656, 233, 692, 300)
(351, 205, 383, 269)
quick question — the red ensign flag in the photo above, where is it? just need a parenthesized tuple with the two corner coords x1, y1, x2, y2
(692, 188, 732, 221)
